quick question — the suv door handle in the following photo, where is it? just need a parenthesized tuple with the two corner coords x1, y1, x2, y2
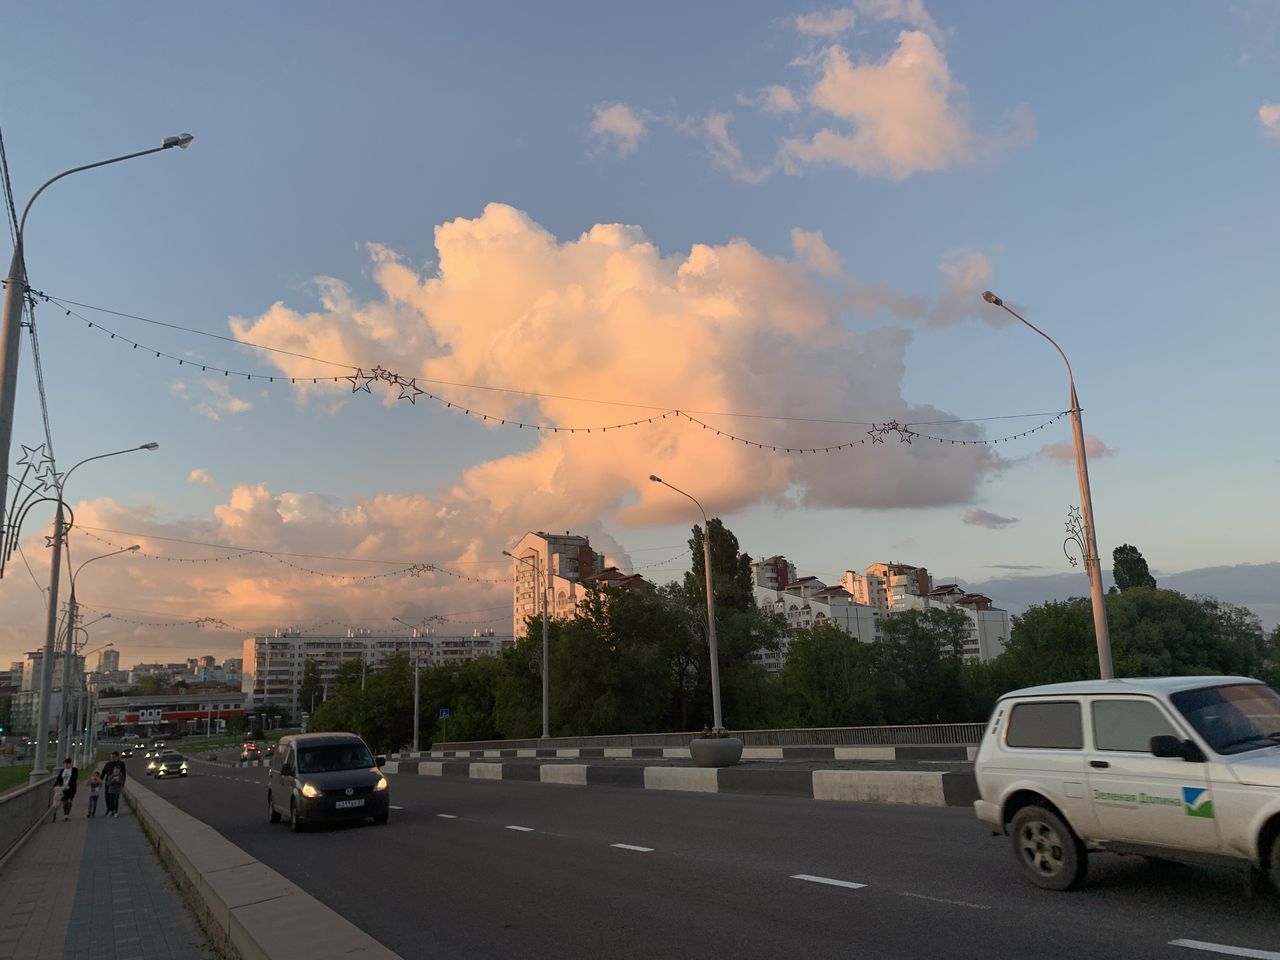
(1089, 760, 1110, 769)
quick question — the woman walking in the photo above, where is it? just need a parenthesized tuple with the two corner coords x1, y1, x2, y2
(100, 750, 127, 817)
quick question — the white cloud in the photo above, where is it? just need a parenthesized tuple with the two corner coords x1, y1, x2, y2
(188, 469, 222, 493)
(591, 103, 648, 156)
(739, 84, 801, 115)
(796, 7, 857, 36)
(171, 380, 253, 421)
(1260, 102, 1280, 140)
(780, 31, 977, 179)
(963, 508, 1018, 529)
(852, 0, 941, 41)
(931, 249, 1002, 327)
(704, 113, 774, 184)
(1039, 435, 1116, 465)
(791, 228, 844, 276)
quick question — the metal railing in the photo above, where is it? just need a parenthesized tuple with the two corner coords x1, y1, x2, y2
(0, 774, 55, 865)
(423, 722, 985, 753)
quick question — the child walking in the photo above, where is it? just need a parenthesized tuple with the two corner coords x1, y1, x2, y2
(87, 771, 103, 817)
(50, 783, 64, 822)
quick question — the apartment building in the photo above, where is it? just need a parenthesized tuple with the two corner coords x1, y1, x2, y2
(507, 531, 607, 638)
(241, 629, 515, 715)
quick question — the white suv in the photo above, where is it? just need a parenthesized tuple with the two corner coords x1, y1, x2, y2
(973, 676, 1280, 892)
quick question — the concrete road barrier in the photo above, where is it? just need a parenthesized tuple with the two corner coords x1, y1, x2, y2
(125, 777, 401, 960)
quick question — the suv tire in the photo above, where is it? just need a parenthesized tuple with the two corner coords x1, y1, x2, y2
(1269, 836, 1280, 897)
(1010, 804, 1088, 891)
(290, 799, 305, 833)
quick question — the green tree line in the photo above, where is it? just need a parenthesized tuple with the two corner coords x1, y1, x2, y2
(305, 530, 1280, 753)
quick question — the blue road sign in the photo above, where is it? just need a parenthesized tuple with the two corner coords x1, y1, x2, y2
(439, 708, 451, 719)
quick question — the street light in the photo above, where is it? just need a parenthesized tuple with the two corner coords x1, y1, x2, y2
(649, 474, 724, 732)
(31, 443, 154, 782)
(982, 290, 1113, 680)
(503, 549, 550, 739)
(56, 545, 139, 763)
(392, 616, 427, 753)
(0, 136, 193, 535)
(75, 641, 113, 764)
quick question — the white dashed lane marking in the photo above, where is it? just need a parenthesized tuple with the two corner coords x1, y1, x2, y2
(1170, 940, 1280, 959)
(790, 874, 867, 890)
(611, 844, 654, 853)
(436, 814, 457, 819)
(504, 825, 535, 832)
(898, 892, 990, 911)
(390, 805, 404, 810)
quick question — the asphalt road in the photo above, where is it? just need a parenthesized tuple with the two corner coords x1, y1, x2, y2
(128, 754, 1280, 960)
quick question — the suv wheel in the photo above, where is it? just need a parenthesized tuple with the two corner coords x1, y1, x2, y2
(268, 793, 281, 824)
(1269, 836, 1280, 896)
(1010, 804, 1087, 891)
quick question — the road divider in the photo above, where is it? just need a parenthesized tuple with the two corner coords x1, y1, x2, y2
(400, 744, 974, 762)
(382, 759, 979, 807)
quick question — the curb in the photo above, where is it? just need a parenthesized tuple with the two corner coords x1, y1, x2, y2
(401, 745, 977, 762)
(384, 760, 979, 808)
(125, 777, 401, 960)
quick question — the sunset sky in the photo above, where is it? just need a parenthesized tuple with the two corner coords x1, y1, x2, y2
(2, 2, 1277, 667)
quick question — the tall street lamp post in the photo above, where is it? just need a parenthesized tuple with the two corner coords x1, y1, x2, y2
(31, 444, 155, 781)
(56, 545, 139, 763)
(0, 134, 193, 534)
(392, 617, 425, 753)
(503, 549, 550, 739)
(982, 291, 1113, 680)
(75, 639, 112, 765)
(649, 475, 724, 732)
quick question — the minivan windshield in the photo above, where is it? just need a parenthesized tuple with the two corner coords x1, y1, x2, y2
(1171, 682, 1280, 755)
(296, 742, 375, 774)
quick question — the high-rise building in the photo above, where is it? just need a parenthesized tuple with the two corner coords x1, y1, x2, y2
(97, 649, 120, 673)
(507, 531, 606, 639)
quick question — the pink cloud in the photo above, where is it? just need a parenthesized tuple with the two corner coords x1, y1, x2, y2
(1039, 435, 1116, 464)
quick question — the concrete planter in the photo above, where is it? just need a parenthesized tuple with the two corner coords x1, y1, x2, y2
(689, 736, 743, 768)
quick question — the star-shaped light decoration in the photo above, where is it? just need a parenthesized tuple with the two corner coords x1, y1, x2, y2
(397, 377, 426, 404)
(17, 443, 48, 469)
(867, 425, 886, 444)
(371, 365, 391, 382)
(38, 467, 65, 494)
(345, 369, 375, 394)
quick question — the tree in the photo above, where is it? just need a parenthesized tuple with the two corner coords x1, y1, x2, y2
(779, 623, 880, 727)
(138, 674, 166, 696)
(874, 607, 972, 724)
(1112, 544, 1156, 591)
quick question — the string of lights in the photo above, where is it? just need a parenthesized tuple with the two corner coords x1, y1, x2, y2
(49, 291, 1071, 449)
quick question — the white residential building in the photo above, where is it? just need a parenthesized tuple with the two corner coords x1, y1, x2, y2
(241, 629, 515, 715)
(750, 557, 1009, 670)
(508, 531, 607, 638)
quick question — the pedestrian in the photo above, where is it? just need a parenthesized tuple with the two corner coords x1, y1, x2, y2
(54, 757, 78, 819)
(86, 771, 103, 817)
(50, 782, 64, 822)
(101, 750, 127, 817)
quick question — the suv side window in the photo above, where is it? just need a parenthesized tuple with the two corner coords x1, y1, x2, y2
(1091, 699, 1178, 752)
(1006, 701, 1083, 749)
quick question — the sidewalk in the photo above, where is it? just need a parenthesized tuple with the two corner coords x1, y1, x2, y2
(0, 791, 214, 960)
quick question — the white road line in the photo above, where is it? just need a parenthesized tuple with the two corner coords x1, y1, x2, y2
(436, 814, 457, 819)
(1170, 940, 1280, 959)
(390, 805, 404, 810)
(898, 892, 991, 911)
(790, 874, 867, 890)
(611, 843, 654, 853)
(505, 825, 535, 832)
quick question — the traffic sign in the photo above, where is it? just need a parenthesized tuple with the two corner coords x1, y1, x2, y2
(438, 708, 451, 719)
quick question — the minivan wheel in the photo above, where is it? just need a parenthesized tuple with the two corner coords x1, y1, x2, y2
(268, 793, 281, 824)
(1009, 805, 1087, 891)
(290, 799, 304, 833)
(1268, 836, 1280, 896)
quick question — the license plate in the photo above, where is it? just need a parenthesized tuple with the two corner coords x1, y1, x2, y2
(334, 798, 365, 809)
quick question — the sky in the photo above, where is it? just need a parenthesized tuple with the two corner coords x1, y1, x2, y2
(1, 1, 1278, 669)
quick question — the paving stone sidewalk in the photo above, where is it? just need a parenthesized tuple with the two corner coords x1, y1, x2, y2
(0, 791, 214, 960)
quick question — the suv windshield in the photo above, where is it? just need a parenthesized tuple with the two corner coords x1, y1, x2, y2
(1171, 682, 1280, 755)
(297, 743, 375, 774)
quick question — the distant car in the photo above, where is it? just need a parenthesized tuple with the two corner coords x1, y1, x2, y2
(153, 753, 188, 779)
(267, 732, 389, 831)
(205, 752, 218, 762)
(121, 748, 134, 758)
(265, 744, 276, 757)
(241, 747, 261, 762)
(135, 742, 146, 750)
(152, 740, 166, 749)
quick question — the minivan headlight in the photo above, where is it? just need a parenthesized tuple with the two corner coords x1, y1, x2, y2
(374, 776, 388, 791)
(300, 782, 322, 798)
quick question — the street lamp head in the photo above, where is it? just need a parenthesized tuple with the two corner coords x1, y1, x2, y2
(128, 545, 141, 552)
(161, 133, 195, 150)
(648, 474, 662, 483)
(139, 442, 159, 451)
(501, 550, 513, 558)
(981, 290, 1003, 306)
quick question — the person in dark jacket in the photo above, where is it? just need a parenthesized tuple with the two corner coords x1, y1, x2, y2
(54, 757, 78, 818)
(100, 751, 127, 817)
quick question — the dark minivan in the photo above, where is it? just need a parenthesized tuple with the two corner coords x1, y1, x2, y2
(267, 732, 389, 831)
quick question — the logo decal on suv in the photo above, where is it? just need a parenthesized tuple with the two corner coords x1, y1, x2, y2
(1182, 786, 1214, 819)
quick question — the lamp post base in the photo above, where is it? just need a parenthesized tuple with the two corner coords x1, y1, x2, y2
(689, 736, 743, 768)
